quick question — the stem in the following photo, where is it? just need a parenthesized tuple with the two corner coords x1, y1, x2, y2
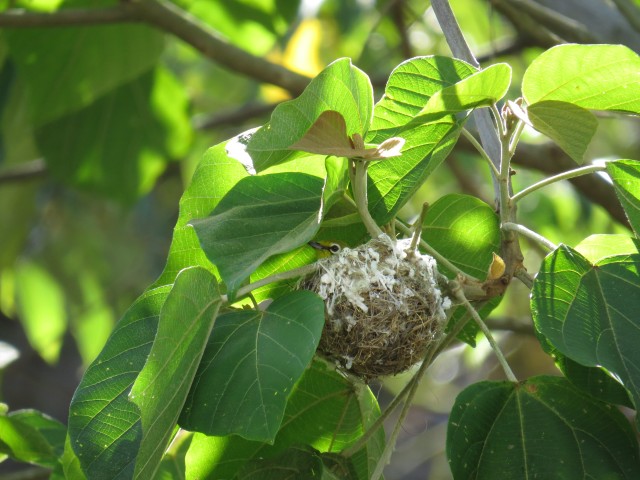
(502, 222, 557, 251)
(409, 203, 429, 251)
(0, 159, 47, 185)
(223, 263, 319, 304)
(394, 220, 480, 282)
(452, 284, 518, 382)
(514, 268, 534, 289)
(352, 160, 384, 238)
(461, 128, 499, 178)
(511, 164, 607, 203)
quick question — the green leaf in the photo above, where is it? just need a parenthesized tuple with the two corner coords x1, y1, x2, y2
(14, 260, 67, 364)
(447, 376, 640, 479)
(422, 194, 501, 279)
(235, 445, 348, 480)
(247, 58, 373, 171)
(0, 409, 66, 468)
(155, 431, 193, 480)
(526, 101, 598, 163)
(522, 44, 640, 114)
(367, 118, 462, 224)
(190, 173, 324, 297)
(368, 55, 476, 137)
(575, 233, 640, 262)
(130, 267, 221, 479)
(184, 360, 383, 480)
(35, 67, 191, 203)
(531, 245, 640, 425)
(68, 286, 171, 480)
(4, 7, 164, 125)
(607, 159, 640, 236)
(179, 290, 325, 442)
(153, 140, 249, 288)
(415, 63, 511, 119)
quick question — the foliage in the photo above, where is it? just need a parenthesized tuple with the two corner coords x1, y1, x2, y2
(1, 1, 640, 479)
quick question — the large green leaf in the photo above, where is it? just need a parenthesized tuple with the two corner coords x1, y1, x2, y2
(0, 409, 66, 468)
(68, 286, 171, 480)
(607, 159, 640, 236)
(522, 44, 640, 114)
(414, 63, 511, 120)
(531, 244, 640, 425)
(152, 140, 249, 288)
(179, 290, 325, 442)
(190, 173, 324, 297)
(368, 55, 476, 137)
(422, 194, 501, 279)
(367, 118, 461, 224)
(4, 0, 164, 126)
(447, 376, 640, 479)
(130, 267, 221, 479)
(35, 67, 191, 203)
(526, 101, 598, 163)
(184, 360, 383, 480)
(247, 58, 373, 171)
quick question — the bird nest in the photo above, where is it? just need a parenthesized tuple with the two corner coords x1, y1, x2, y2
(301, 234, 451, 379)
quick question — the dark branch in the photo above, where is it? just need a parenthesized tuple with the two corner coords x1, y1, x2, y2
(0, 159, 47, 185)
(0, 0, 311, 95)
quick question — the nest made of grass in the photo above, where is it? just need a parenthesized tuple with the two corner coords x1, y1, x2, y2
(301, 234, 451, 379)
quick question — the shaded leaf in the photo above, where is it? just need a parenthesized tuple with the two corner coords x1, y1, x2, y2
(447, 376, 640, 479)
(35, 67, 191, 203)
(4, 5, 164, 125)
(247, 58, 373, 171)
(607, 159, 640, 236)
(531, 244, 640, 425)
(179, 291, 325, 442)
(526, 101, 598, 163)
(183, 360, 383, 480)
(522, 44, 640, 114)
(68, 286, 171, 480)
(130, 268, 221, 479)
(190, 172, 324, 297)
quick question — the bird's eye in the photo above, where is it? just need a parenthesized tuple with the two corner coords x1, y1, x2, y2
(329, 243, 341, 253)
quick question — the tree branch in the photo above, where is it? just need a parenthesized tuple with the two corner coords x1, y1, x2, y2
(0, 159, 47, 185)
(0, 0, 311, 95)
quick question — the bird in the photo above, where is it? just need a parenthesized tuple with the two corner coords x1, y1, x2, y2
(308, 240, 342, 258)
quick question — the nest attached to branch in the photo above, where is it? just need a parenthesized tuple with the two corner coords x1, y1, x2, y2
(301, 234, 451, 379)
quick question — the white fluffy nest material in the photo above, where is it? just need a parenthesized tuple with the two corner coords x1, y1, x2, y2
(302, 234, 452, 379)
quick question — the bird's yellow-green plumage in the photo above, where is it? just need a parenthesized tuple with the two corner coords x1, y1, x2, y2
(308, 240, 343, 259)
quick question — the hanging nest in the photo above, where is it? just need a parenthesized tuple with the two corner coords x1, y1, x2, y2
(301, 234, 452, 379)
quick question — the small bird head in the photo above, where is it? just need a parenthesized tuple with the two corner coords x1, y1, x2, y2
(308, 240, 342, 258)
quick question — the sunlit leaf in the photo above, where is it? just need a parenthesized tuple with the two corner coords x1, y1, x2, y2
(179, 290, 325, 442)
(130, 267, 221, 479)
(607, 159, 640, 236)
(190, 173, 324, 297)
(531, 244, 640, 426)
(422, 194, 501, 279)
(447, 376, 640, 479)
(14, 261, 66, 364)
(0, 409, 66, 468)
(522, 44, 640, 114)
(415, 62, 511, 119)
(526, 101, 598, 163)
(247, 58, 373, 171)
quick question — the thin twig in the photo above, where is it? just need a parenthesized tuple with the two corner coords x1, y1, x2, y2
(0, 159, 47, 185)
(352, 160, 384, 238)
(0, 5, 134, 26)
(610, 0, 640, 33)
(452, 283, 517, 382)
(502, 222, 557, 251)
(461, 128, 499, 178)
(511, 164, 608, 203)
